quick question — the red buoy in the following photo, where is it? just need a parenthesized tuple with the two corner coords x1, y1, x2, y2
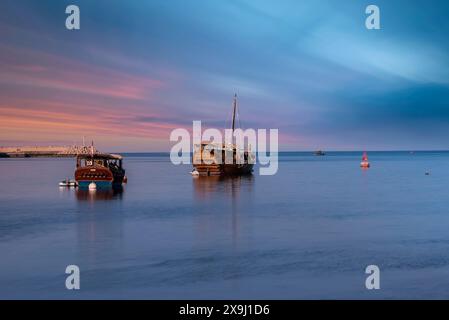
(360, 151, 370, 168)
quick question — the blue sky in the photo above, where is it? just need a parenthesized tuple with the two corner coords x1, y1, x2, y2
(1, 0, 449, 151)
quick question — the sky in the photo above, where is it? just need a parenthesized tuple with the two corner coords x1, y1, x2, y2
(1, 0, 449, 152)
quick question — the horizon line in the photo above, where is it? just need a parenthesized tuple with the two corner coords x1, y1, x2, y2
(114, 149, 449, 154)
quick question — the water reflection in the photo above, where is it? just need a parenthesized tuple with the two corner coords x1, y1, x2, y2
(193, 175, 254, 249)
(192, 175, 254, 200)
(75, 187, 125, 268)
(75, 186, 124, 201)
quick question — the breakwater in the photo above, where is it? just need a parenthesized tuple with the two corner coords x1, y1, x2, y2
(0, 145, 98, 158)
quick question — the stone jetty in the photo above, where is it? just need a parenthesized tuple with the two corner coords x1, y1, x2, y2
(0, 145, 99, 158)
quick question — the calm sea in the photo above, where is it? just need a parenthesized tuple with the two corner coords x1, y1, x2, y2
(1, 151, 449, 299)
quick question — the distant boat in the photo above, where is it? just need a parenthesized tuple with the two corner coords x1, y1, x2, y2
(314, 150, 326, 156)
(75, 145, 126, 188)
(192, 94, 254, 176)
(360, 151, 370, 168)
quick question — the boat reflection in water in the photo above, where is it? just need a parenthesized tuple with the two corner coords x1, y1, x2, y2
(75, 186, 124, 202)
(74, 185, 125, 268)
(193, 175, 254, 249)
(192, 175, 254, 200)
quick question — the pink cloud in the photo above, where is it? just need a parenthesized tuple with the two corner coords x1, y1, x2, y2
(0, 45, 163, 100)
(0, 44, 188, 149)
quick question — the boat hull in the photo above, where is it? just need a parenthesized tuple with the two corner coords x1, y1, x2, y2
(77, 180, 113, 189)
(222, 163, 254, 176)
(75, 166, 118, 188)
(193, 163, 254, 176)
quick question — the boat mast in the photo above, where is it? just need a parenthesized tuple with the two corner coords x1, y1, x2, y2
(231, 94, 237, 133)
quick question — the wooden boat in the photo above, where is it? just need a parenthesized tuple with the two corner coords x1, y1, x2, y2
(192, 95, 254, 176)
(75, 151, 126, 188)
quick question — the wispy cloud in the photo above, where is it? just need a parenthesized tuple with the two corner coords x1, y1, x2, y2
(0, 42, 184, 150)
(0, 45, 163, 100)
